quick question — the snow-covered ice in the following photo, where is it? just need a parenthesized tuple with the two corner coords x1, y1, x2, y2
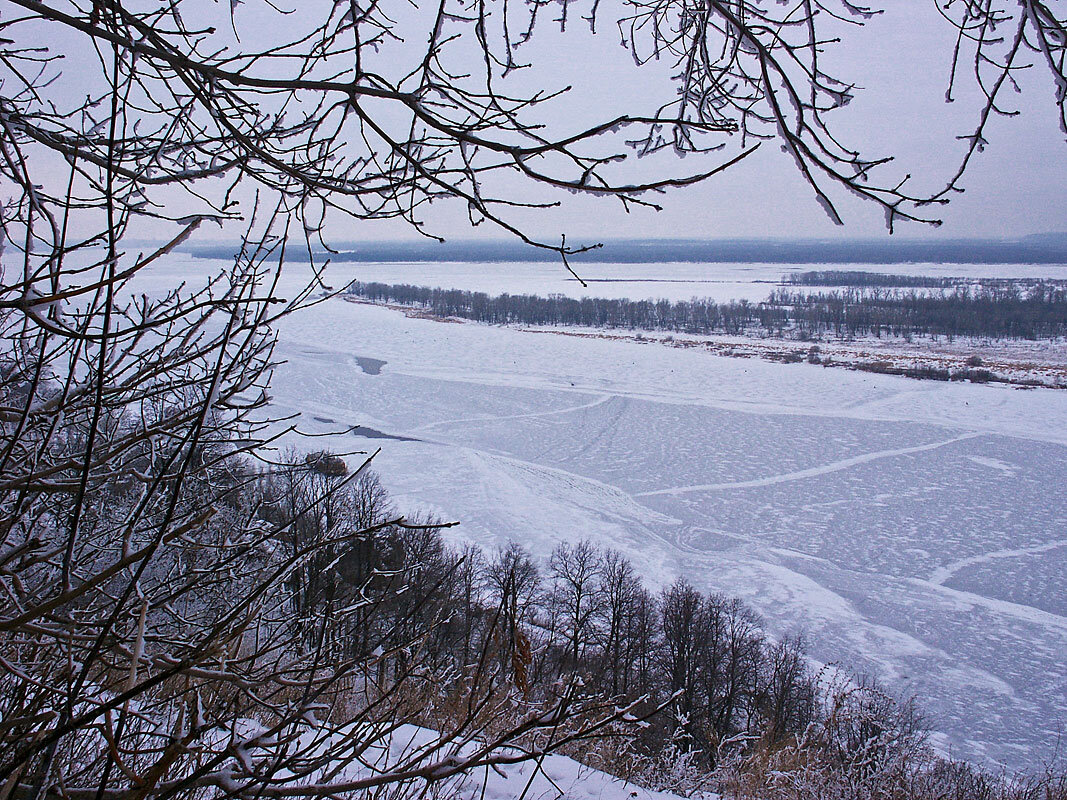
(143, 256, 1067, 772)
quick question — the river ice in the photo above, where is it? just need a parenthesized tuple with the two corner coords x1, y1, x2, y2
(140, 256, 1067, 770)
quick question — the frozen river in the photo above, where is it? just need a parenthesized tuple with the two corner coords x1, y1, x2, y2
(151, 256, 1067, 770)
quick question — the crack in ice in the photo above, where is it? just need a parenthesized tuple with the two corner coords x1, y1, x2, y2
(635, 433, 984, 497)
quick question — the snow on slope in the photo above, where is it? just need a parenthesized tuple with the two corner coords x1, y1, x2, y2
(454, 749, 702, 800)
(287, 723, 705, 800)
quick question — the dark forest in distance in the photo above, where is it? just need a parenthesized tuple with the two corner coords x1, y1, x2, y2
(348, 277, 1067, 341)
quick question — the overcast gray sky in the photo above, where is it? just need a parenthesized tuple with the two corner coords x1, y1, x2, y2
(23, 0, 1067, 245)
(391, 1, 1067, 243)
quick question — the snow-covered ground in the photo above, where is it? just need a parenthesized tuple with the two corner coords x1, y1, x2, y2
(294, 723, 700, 800)
(149, 256, 1067, 772)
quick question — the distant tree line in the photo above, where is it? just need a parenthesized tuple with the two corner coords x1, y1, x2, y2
(349, 280, 772, 334)
(348, 280, 1067, 340)
(786, 270, 1067, 290)
(769, 285, 1067, 339)
(785, 271, 961, 288)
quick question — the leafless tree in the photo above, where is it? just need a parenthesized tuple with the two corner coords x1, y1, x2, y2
(757, 633, 816, 746)
(453, 542, 487, 666)
(2, 0, 1065, 798)
(547, 539, 603, 674)
(482, 540, 542, 689)
(935, 1, 1067, 203)
(622, 583, 660, 699)
(659, 578, 706, 748)
(699, 594, 763, 749)
(596, 547, 642, 696)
